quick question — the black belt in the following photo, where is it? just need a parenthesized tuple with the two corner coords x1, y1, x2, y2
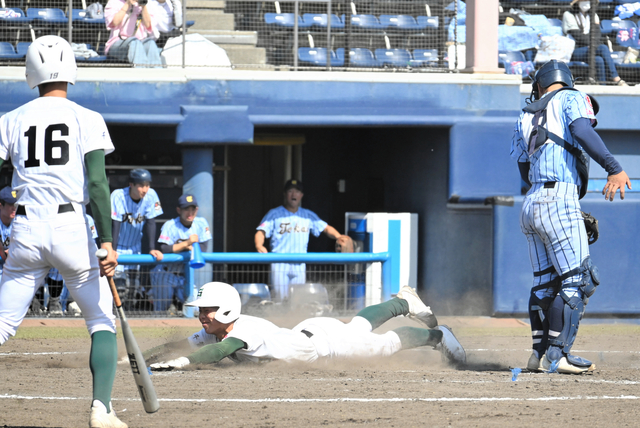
(300, 329, 314, 338)
(544, 182, 557, 189)
(16, 203, 74, 216)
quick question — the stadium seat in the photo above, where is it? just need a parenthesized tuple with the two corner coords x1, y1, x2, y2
(375, 48, 412, 67)
(601, 19, 636, 35)
(347, 14, 383, 30)
(336, 47, 380, 67)
(379, 15, 422, 31)
(416, 16, 439, 30)
(70, 8, 105, 25)
(298, 47, 339, 66)
(27, 8, 68, 24)
(302, 13, 344, 29)
(264, 13, 310, 28)
(0, 42, 22, 59)
(411, 49, 438, 67)
(16, 42, 30, 57)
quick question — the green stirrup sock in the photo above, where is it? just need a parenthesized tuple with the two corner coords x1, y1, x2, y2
(355, 298, 409, 330)
(393, 326, 443, 349)
(90, 331, 117, 413)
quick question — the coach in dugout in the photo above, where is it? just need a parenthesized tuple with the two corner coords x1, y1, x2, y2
(254, 179, 343, 302)
(111, 168, 163, 310)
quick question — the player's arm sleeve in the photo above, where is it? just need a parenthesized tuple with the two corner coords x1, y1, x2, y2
(570, 118, 623, 176)
(85, 150, 112, 243)
(160, 243, 173, 253)
(186, 337, 245, 364)
(112, 220, 121, 249)
(145, 218, 157, 251)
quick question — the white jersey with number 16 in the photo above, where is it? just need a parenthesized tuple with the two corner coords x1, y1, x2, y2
(0, 97, 114, 206)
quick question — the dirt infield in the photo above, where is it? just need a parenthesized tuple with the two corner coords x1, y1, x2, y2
(2, 316, 640, 427)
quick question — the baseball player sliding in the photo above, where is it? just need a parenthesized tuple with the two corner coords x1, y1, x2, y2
(0, 36, 125, 427)
(511, 60, 630, 374)
(144, 282, 466, 369)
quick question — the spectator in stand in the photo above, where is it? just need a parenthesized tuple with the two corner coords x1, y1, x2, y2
(105, 0, 163, 67)
(562, 0, 628, 86)
(146, 0, 182, 47)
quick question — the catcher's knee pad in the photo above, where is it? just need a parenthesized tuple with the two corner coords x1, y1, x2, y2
(580, 257, 600, 302)
(548, 288, 584, 354)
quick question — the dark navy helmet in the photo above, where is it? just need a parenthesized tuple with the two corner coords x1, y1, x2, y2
(533, 60, 574, 90)
(129, 168, 152, 184)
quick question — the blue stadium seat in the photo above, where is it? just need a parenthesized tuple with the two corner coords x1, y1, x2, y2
(411, 49, 438, 67)
(347, 14, 383, 30)
(16, 42, 30, 57)
(336, 48, 380, 67)
(27, 8, 69, 24)
(302, 13, 344, 29)
(416, 16, 439, 30)
(379, 15, 422, 31)
(375, 48, 412, 67)
(264, 13, 310, 28)
(0, 42, 22, 59)
(601, 19, 636, 35)
(298, 47, 337, 66)
(70, 8, 105, 25)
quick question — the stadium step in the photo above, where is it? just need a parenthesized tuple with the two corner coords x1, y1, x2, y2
(186, 10, 235, 31)
(217, 44, 267, 66)
(197, 30, 258, 46)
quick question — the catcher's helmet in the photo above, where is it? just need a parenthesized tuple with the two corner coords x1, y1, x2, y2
(25, 35, 77, 90)
(531, 60, 573, 100)
(129, 168, 152, 184)
(185, 282, 242, 324)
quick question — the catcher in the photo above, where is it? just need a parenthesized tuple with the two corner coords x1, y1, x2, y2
(145, 282, 466, 369)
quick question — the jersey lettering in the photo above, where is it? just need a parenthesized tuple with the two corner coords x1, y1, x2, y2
(278, 222, 309, 235)
(121, 212, 146, 225)
(23, 123, 70, 168)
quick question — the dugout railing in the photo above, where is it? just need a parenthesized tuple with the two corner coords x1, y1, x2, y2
(110, 251, 392, 318)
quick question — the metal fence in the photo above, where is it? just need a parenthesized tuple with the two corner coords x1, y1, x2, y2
(1, 0, 637, 82)
(27, 251, 392, 318)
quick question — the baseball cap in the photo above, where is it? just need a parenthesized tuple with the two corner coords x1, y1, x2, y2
(284, 179, 303, 192)
(178, 194, 198, 208)
(0, 187, 17, 204)
(129, 168, 152, 184)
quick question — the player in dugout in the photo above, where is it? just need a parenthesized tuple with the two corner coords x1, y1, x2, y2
(143, 282, 466, 369)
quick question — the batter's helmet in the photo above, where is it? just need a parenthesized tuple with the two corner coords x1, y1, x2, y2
(185, 282, 242, 324)
(129, 169, 152, 184)
(25, 35, 77, 90)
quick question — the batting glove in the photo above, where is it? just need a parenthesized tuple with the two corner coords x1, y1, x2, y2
(150, 356, 190, 371)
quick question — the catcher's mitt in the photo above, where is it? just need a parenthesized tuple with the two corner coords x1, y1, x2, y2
(582, 211, 599, 245)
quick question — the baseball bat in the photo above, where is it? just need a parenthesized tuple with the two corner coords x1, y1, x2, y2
(189, 242, 205, 269)
(96, 249, 160, 414)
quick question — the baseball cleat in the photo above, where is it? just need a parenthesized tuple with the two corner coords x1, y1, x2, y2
(541, 354, 595, 374)
(434, 325, 466, 366)
(526, 353, 544, 372)
(396, 285, 438, 328)
(89, 400, 127, 428)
